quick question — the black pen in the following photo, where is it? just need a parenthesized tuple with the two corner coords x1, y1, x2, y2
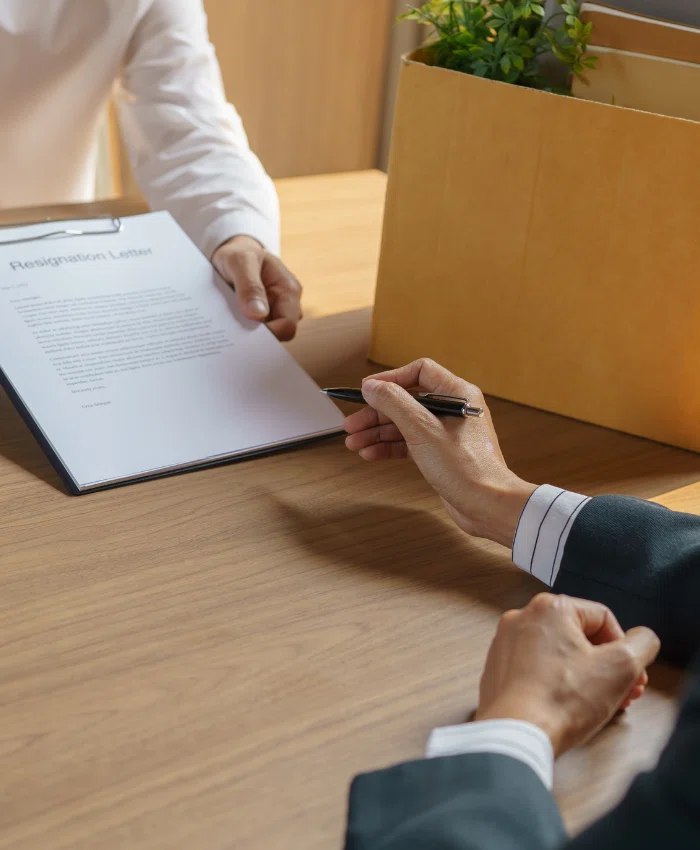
(321, 388, 484, 418)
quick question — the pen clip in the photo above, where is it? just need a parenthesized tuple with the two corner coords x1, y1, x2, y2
(419, 393, 465, 403)
(417, 393, 484, 418)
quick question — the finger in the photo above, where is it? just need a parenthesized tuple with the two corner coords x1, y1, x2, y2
(569, 597, 625, 645)
(619, 679, 647, 712)
(361, 379, 438, 442)
(363, 358, 473, 397)
(264, 256, 302, 309)
(224, 251, 270, 320)
(269, 291, 302, 323)
(359, 442, 410, 461)
(345, 424, 404, 452)
(621, 626, 661, 671)
(344, 407, 393, 434)
(266, 317, 297, 342)
(627, 683, 646, 701)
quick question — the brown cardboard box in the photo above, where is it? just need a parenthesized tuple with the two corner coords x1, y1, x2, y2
(579, 3, 700, 65)
(571, 48, 700, 122)
(370, 51, 700, 452)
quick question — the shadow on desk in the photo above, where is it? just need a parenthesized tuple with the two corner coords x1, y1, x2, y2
(292, 309, 700, 501)
(269, 492, 537, 612)
(270, 489, 686, 706)
(4, 303, 700, 503)
(0, 390, 64, 492)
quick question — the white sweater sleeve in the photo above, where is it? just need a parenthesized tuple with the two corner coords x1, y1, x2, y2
(114, 0, 280, 258)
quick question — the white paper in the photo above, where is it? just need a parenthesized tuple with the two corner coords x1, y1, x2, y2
(0, 212, 343, 490)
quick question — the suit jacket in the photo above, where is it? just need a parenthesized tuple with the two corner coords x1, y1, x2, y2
(344, 496, 700, 850)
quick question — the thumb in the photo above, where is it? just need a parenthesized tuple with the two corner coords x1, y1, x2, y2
(362, 379, 436, 442)
(620, 626, 661, 673)
(220, 249, 270, 321)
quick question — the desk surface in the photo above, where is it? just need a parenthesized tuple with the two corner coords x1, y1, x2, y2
(1, 172, 699, 850)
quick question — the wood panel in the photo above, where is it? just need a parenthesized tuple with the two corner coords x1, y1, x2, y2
(1, 173, 699, 849)
(653, 480, 700, 514)
(380, 2, 424, 170)
(204, 0, 394, 177)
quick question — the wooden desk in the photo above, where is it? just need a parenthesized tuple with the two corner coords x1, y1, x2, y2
(1, 172, 699, 850)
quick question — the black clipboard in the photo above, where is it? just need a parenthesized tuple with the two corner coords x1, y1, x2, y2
(0, 215, 343, 495)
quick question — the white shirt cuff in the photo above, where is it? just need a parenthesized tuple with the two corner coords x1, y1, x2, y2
(512, 484, 591, 586)
(199, 211, 282, 261)
(426, 719, 554, 790)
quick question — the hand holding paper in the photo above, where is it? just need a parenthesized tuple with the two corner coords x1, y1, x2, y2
(0, 212, 342, 494)
(213, 235, 303, 341)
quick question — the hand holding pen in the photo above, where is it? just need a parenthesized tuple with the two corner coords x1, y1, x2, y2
(340, 359, 537, 548)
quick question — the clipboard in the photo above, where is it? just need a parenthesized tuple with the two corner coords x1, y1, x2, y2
(0, 215, 123, 245)
(0, 216, 131, 493)
(0, 216, 127, 494)
(0, 212, 344, 495)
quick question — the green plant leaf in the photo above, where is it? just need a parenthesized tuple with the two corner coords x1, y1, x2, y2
(397, 0, 596, 93)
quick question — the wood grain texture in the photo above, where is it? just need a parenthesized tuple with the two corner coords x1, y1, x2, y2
(380, 3, 424, 171)
(1, 171, 699, 849)
(203, 0, 394, 178)
(653, 481, 700, 515)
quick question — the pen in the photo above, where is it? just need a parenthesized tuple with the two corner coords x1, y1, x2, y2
(321, 388, 484, 418)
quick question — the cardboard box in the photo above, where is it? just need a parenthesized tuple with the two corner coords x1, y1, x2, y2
(371, 51, 700, 452)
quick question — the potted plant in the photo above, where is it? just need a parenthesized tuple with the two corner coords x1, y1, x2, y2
(401, 0, 597, 89)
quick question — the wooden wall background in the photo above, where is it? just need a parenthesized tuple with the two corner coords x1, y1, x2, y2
(205, 0, 394, 178)
(381, 1, 424, 171)
(110, 1, 420, 197)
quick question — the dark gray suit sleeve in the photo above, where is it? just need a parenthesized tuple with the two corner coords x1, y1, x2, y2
(344, 494, 700, 850)
(345, 753, 566, 850)
(344, 670, 700, 850)
(566, 665, 700, 849)
(553, 496, 700, 665)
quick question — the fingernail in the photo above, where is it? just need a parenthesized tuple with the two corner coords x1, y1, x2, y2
(362, 379, 379, 398)
(249, 298, 268, 318)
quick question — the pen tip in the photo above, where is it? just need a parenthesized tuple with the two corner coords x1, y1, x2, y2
(319, 389, 328, 395)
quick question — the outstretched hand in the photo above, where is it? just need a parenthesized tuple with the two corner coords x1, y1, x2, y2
(213, 235, 303, 341)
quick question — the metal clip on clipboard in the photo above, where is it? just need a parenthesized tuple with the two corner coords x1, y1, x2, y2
(0, 215, 123, 246)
